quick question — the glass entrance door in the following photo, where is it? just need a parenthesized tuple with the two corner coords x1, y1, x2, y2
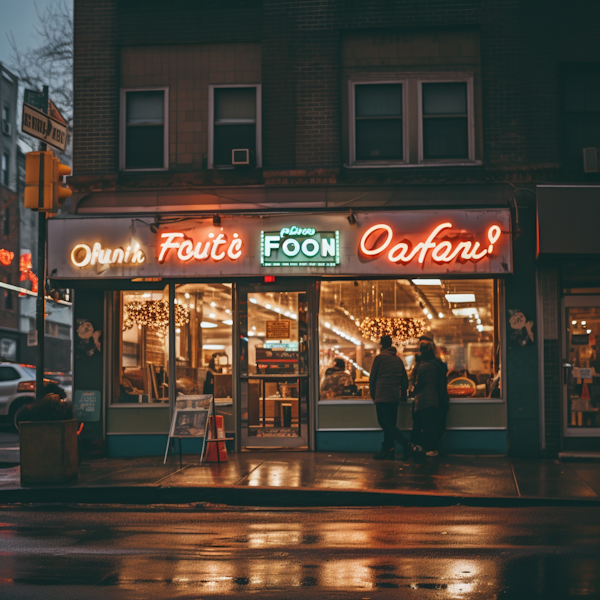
(563, 296, 600, 438)
(239, 284, 310, 449)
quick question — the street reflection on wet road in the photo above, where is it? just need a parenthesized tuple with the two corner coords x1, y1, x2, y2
(1, 506, 599, 599)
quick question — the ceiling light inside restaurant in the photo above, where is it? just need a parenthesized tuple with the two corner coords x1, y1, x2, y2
(445, 293, 476, 303)
(200, 321, 218, 328)
(203, 344, 225, 350)
(222, 319, 233, 325)
(412, 279, 442, 286)
(452, 307, 479, 317)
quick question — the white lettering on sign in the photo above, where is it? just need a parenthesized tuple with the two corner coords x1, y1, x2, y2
(157, 231, 243, 263)
(71, 242, 145, 268)
(264, 235, 337, 258)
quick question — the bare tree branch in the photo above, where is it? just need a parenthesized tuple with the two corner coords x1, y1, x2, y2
(7, 0, 73, 153)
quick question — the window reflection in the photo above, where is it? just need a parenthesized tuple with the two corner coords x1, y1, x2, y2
(319, 279, 501, 401)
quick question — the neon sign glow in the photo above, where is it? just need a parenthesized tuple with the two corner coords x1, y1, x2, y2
(0, 248, 14, 266)
(157, 231, 243, 263)
(359, 223, 503, 265)
(71, 242, 145, 268)
(261, 228, 340, 267)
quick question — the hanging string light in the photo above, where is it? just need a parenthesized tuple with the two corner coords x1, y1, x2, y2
(359, 316, 426, 343)
(123, 300, 190, 332)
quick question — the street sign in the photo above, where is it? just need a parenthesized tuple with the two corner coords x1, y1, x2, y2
(22, 103, 68, 152)
(27, 330, 38, 347)
(24, 89, 46, 111)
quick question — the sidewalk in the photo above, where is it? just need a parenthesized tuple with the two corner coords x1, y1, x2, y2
(2, 451, 600, 507)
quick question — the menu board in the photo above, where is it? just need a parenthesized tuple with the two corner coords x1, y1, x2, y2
(266, 320, 291, 340)
(73, 390, 101, 422)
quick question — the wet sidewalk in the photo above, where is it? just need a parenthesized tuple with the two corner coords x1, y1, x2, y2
(1, 452, 600, 507)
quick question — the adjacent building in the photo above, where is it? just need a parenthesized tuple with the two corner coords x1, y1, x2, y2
(52, 0, 600, 458)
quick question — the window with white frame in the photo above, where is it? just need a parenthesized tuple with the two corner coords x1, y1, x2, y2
(349, 75, 475, 166)
(209, 85, 261, 168)
(120, 88, 168, 171)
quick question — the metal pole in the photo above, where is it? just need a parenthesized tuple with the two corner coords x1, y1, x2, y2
(168, 283, 176, 419)
(35, 85, 49, 402)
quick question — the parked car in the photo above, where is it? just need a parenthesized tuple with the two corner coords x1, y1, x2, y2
(0, 363, 63, 431)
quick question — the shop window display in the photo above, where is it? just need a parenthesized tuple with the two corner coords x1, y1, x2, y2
(116, 284, 233, 404)
(319, 279, 501, 401)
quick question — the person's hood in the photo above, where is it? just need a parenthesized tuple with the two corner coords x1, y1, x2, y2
(382, 347, 397, 356)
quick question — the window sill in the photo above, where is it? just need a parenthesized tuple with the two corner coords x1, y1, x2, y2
(120, 167, 169, 173)
(110, 403, 169, 408)
(345, 160, 482, 169)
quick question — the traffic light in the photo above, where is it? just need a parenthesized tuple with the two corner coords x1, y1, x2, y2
(24, 150, 72, 211)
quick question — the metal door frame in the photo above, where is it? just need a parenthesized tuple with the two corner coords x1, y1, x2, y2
(235, 280, 317, 451)
(562, 294, 600, 438)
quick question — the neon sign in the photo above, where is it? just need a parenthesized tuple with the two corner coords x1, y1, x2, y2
(261, 228, 340, 267)
(0, 249, 14, 266)
(71, 242, 145, 268)
(359, 223, 503, 265)
(157, 231, 243, 263)
(19, 253, 38, 294)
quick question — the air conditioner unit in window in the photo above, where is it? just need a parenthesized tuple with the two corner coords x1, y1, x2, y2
(1, 121, 10, 136)
(583, 147, 598, 173)
(232, 148, 250, 165)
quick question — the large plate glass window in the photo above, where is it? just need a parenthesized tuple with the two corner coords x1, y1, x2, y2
(210, 85, 261, 168)
(354, 83, 403, 162)
(318, 279, 501, 402)
(116, 288, 170, 404)
(421, 82, 469, 160)
(173, 283, 233, 404)
(121, 89, 167, 170)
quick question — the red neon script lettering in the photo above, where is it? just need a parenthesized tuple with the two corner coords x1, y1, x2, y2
(359, 223, 503, 265)
(158, 231, 244, 263)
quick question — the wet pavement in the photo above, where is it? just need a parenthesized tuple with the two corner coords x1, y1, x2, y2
(1, 505, 599, 598)
(1, 450, 600, 506)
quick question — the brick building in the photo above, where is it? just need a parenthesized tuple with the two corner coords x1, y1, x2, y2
(51, 0, 600, 458)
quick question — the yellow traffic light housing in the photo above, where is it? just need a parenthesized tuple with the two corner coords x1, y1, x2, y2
(24, 151, 53, 210)
(53, 156, 72, 207)
(24, 151, 72, 211)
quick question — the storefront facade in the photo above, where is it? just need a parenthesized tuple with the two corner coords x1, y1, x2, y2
(48, 207, 517, 457)
(537, 186, 600, 455)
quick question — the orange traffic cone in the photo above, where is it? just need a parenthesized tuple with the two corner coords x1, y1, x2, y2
(206, 415, 228, 462)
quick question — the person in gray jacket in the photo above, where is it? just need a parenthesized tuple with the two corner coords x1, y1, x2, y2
(369, 335, 412, 460)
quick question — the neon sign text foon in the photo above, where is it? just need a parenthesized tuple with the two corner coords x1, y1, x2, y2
(158, 231, 243, 263)
(71, 242, 145, 268)
(359, 223, 503, 265)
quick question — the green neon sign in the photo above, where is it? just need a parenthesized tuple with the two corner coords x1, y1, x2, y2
(261, 227, 340, 267)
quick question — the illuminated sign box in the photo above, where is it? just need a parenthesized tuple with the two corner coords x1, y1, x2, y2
(48, 210, 512, 279)
(261, 228, 340, 267)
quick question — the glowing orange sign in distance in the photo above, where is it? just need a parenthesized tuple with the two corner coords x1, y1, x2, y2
(359, 223, 503, 264)
(158, 231, 243, 263)
(0, 248, 14, 266)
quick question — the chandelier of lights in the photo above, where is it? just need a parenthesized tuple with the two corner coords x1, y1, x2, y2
(359, 316, 426, 343)
(123, 300, 190, 332)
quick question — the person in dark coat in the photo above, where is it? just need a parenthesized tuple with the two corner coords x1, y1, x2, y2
(369, 335, 412, 460)
(410, 335, 449, 459)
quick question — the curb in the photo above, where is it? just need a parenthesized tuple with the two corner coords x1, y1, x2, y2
(1, 485, 599, 508)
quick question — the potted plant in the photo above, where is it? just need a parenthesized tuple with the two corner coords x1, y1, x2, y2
(17, 393, 78, 486)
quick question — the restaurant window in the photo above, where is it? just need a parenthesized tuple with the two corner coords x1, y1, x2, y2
(174, 283, 233, 404)
(349, 76, 474, 166)
(115, 285, 233, 405)
(209, 85, 261, 168)
(319, 279, 501, 402)
(117, 288, 170, 404)
(120, 88, 168, 171)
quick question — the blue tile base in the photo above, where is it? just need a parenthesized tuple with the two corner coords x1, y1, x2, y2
(316, 430, 508, 455)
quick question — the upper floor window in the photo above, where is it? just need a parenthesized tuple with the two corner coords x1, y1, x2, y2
(1, 153, 8, 186)
(209, 85, 261, 169)
(120, 88, 168, 171)
(2, 106, 10, 136)
(3, 207, 9, 236)
(349, 75, 475, 167)
(562, 65, 600, 171)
